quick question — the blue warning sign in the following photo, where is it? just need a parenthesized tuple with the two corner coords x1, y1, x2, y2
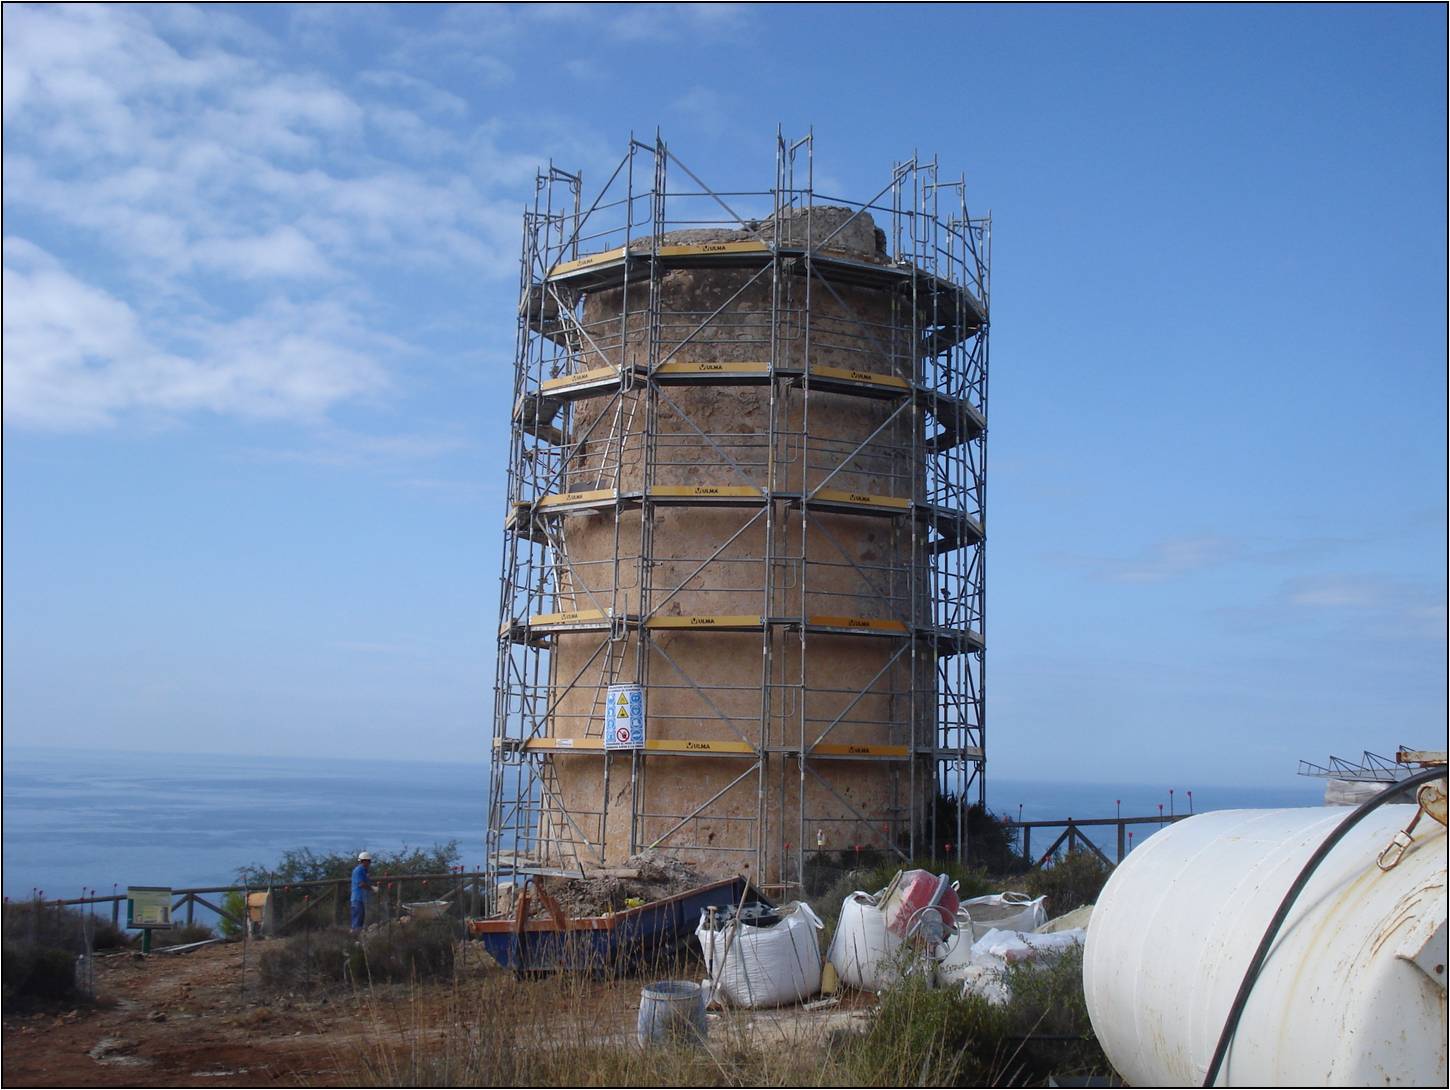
(604, 684, 645, 749)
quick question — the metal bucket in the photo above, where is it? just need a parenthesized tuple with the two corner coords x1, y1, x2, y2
(636, 980, 706, 1047)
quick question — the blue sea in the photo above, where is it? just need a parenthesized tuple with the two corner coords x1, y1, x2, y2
(0, 746, 1324, 903)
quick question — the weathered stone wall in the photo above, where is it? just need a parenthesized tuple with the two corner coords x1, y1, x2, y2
(548, 209, 931, 880)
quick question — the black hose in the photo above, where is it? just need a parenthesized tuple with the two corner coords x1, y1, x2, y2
(1201, 764, 1445, 1087)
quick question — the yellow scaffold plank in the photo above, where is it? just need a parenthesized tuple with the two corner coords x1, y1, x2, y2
(645, 615, 764, 630)
(540, 366, 620, 394)
(810, 743, 911, 758)
(810, 366, 911, 392)
(654, 361, 771, 378)
(654, 241, 769, 259)
(810, 489, 912, 511)
(646, 485, 765, 500)
(536, 489, 617, 510)
(547, 246, 626, 278)
(807, 615, 910, 634)
(528, 609, 609, 627)
(521, 737, 604, 751)
(509, 737, 757, 757)
(547, 241, 768, 281)
(643, 738, 755, 755)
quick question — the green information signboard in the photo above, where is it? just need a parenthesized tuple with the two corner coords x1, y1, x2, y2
(126, 886, 173, 930)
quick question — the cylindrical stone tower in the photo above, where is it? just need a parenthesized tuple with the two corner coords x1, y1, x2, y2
(491, 141, 987, 888)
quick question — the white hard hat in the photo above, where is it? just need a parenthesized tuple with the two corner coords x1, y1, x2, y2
(358, 851, 372, 862)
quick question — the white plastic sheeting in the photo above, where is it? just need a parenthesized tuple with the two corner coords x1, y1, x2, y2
(959, 892, 1047, 939)
(937, 924, 1087, 1004)
(697, 901, 823, 1008)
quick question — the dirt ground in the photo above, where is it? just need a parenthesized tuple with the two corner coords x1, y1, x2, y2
(2, 939, 873, 1088)
(2, 941, 480, 1088)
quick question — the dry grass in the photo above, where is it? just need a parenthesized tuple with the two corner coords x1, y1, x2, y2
(348, 970, 847, 1088)
(325, 938, 1109, 1088)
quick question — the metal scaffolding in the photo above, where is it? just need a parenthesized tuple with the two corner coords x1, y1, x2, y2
(487, 132, 990, 894)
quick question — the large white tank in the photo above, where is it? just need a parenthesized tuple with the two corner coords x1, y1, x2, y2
(1083, 804, 1447, 1087)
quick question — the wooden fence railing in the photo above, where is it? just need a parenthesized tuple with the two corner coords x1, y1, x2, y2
(1007, 814, 1191, 868)
(7, 871, 492, 932)
(10, 816, 1198, 930)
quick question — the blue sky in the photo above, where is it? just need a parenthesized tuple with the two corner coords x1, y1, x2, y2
(3, 3, 1444, 786)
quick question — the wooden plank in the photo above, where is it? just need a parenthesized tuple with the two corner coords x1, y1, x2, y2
(643, 739, 754, 755)
(810, 365, 910, 392)
(189, 893, 241, 927)
(810, 743, 910, 758)
(810, 488, 911, 511)
(536, 489, 616, 510)
(654, 241, 768, 259)
(655, 361, 770, 377)
(155, 938, 226, 955)
(528, 609, 609, 627)
(548, 246, 626, 278)
(516, 738, 755, 756)
(646, 485, 764, 500)
(522, 737, 605, 751)
(540, 366, 619, 394)
(807, 615, 909, 634)
(645, 615, 763, 630)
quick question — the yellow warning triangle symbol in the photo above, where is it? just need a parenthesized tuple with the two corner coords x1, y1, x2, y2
(617, 707, 630, 719)
(616, 693, 630, 707)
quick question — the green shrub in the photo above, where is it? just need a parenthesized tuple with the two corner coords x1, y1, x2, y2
(1, 901, 129, 953)
(1020, 850, 1111, 917)
(2, 944, 79, 1009)
(257, 927, 357, 991)
(152, 923, 215, 947)
(236, 841, 462, 933)
(930, 796, 1029, 875)
(218, 890, 246, 939)
(841, 945, 1108, 1085)
(804, 802, 1025, 903)
(844, 978, 1017, 1085)
(91, 918, 132, 950)
(257, 921, 456, 992)
(997, 946, 1108, 1077)
(353, 920, 456, 984)
(237, 842, 460, 892)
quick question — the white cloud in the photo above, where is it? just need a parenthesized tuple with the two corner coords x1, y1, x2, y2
(245, 426, 473, 469)
(603, 3, 748, 42)
(1101, 535, 1234, 583)
(3, 238, 386, 430)
(0, 3, 544, 432)
(1286, 577, 1387, 609)
(1267, 574, 1447, 642)
(192, 226, 333, 280)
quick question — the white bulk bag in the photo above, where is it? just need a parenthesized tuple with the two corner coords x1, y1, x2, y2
(960, 892, 1047, 939)
(827, 892, 907, 992)
(697, 901, 823, 1008)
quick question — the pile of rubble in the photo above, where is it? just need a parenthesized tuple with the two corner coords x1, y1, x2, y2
(538, 852, 711, 917)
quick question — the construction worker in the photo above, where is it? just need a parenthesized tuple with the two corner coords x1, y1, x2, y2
(350, 851, 378, 932)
